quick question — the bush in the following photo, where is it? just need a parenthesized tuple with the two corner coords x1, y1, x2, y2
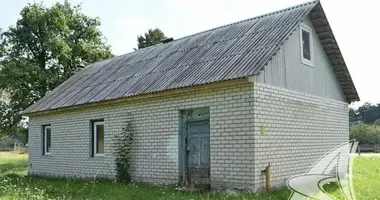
(350, 124, 380, 144)
(113, 121, 134, 182)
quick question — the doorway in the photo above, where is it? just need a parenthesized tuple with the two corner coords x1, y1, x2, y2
(180, 108, 210, 189)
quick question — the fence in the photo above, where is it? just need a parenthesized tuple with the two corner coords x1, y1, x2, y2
(357, 144, 380, 155)
(0, 141, 25, 152)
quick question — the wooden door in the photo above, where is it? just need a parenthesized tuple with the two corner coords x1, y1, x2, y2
(186, 120, 210, 188)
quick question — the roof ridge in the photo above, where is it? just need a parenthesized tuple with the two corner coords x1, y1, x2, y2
(173, 0, 318, 42)
(115, 0, 318, 57)
(102, 21, 301, 71)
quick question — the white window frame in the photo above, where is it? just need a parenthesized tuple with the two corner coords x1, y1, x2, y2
(300, 23, 314, 67)
(44, 125, 51, 155)
(93, 121, 105, 156)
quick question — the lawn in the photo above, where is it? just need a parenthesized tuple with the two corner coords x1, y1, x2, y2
(325, 156, 380, 200)
(0, 153, 378, 200)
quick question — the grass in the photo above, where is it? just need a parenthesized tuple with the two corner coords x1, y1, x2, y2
(324, 156, 380, 200)
(0, 153, 378, 200)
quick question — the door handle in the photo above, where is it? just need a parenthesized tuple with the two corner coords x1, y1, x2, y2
(185, 138, 190, 152)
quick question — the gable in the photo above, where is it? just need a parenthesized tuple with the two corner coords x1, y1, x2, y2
(251, 16, 346, 101)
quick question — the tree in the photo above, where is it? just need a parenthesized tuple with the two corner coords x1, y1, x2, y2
(0, 1, 112, 136)
(349, 107, 358, 122)
(350, 124, 380, 145)
(136, 28, 167, 50)
(350, 102, 380, 124)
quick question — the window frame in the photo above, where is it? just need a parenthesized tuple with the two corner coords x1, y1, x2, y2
(93, 121, 105, 157)
(300, 23, 314, 67)
(43, 125, 51, 155)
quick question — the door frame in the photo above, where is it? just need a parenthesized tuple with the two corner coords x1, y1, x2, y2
(178, 107, 210, 186)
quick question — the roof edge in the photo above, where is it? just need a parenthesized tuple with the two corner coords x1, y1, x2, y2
(23, 78, 249, 116)
(310, 1, 360, 102)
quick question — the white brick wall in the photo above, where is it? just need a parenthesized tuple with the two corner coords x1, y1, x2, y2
(251, 82, 349, 190)
(28, 79, 349, 191)
(28, 79, 256, 189)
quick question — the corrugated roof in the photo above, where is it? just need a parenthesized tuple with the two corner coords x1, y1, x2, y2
(24, 0, 359, 115)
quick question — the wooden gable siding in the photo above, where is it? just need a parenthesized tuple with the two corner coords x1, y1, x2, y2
(251, 16, 346, 102)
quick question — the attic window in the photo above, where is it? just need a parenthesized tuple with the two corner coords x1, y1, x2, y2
(300, 24, 313, 66)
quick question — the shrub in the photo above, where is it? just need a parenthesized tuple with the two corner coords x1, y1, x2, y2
(350, 124, 380, 144)
(113, 120, 134, 182)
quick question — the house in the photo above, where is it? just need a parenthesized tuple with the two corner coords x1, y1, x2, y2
(24, 1, 359, 191)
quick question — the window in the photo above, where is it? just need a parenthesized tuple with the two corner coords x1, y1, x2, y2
(302, 30, 311, 60)
(92, 121, 104, 156)
(43, 125, 51, 155)
(300, 24, 313, 66)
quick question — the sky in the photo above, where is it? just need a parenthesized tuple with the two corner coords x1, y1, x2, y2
(0, 0, 379, 107)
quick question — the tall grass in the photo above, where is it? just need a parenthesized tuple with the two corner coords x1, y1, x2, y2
(0, 153, 378, 200)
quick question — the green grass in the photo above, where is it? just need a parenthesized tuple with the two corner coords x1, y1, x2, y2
(0, 153, 378, 200)
(323, 156, 380, 200)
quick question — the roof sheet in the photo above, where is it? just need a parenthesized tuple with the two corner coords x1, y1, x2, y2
(24, 0, 359, 115)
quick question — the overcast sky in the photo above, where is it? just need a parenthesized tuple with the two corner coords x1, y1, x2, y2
(0, 0, 379, 106)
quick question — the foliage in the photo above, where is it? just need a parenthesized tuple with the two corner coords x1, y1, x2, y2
(374, 120, 380, 126)
(350, 102, 380, 124)
(350, 124, 380, 144)
(135, 28, 167, 50)
(0, 1, 112, 136)
(114, 121, 134, 182)
(0, 101, 21, 135)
